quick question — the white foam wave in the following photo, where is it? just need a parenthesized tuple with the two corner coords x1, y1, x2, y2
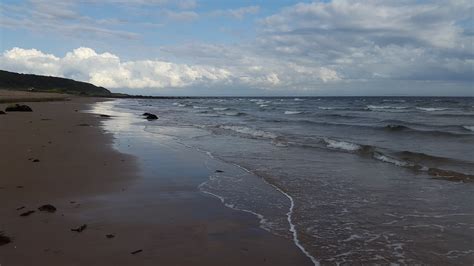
(294, 98, 304, 101)
(416, 107, 448, 111)
(462, 125, 474, 131)
(259, 104, 269, 107)
(318, 106, 339, 110)
(193, 106, 208, 109)
(284, 111, 303, 115)
(373, 153, 411, 167)
(274, 185, 320, 266)
(212, 107, 228, 111)
(323, 138, 361, 151)
(219, 125, 277, 139)
(367, 105, 407, 110)
(177, 104, 186, 107)
(226, 163, 320, 266)
(221, 111, 242, 116)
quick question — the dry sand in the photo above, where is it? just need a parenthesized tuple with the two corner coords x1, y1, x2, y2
(0, 90, 69, 103)
(0, 95, 311, 265)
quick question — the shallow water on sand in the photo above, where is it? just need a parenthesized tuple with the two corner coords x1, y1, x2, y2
(97, 97, 474, 265)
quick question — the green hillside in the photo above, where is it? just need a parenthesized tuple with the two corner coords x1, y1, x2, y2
(0, 70, 111, 96)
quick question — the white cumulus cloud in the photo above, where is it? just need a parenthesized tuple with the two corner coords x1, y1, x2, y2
(0, 47, 235, 89)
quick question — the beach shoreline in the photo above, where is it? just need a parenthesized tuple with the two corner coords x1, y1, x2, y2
(0, 96, 312, 265)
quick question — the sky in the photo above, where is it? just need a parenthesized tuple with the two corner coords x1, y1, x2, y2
(0, 0, 473, 96)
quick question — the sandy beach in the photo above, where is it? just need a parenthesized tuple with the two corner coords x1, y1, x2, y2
(0, 94, 311, 265)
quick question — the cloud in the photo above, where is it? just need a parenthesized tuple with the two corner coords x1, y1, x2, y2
(256, 0, 473, 82)
(1, 0, 472, 95)
(211, 5, 260, 19)
(163, 10, 199, 22)
(177, 0, 197, 10)
(1, 46, 341, 91)
(0, 0, 141, 40)
(0, 47, 231, 89)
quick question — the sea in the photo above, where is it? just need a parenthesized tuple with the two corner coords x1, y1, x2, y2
(93, 97, 474, 265)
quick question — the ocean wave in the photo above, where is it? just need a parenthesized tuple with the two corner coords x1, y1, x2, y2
(213, 107, 228, 111)
(367, 105, 408, 110)
(319, 139, 473, 182)
(382, 99, 406, 103)
(416, 107, 448, 112)
(427, 168, 474, 182)
(259, 104, 269, 108)
(193, 106, 208, 109)
(218, 125, 277, 139)
(382, 123, 469, 137)
(384, 124, 410, 131)
(271, 136, 289, 147)
(396, 151, 474, 168)
(284, 111, 303, 115)
(462, 125, 474, 132)
(373, 152, 412, 167)
(218, 111, 245, 116)
(318, 106, 346, 110)
(322, 138, 362, 152)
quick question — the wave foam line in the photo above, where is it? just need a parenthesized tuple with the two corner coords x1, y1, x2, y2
(228, 162, 320, 266)
(189, 144, 320, 265)
(273, 183, 320, 266)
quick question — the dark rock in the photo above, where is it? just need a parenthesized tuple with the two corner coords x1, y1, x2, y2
(77, 123, 90, 127)
(215, 170, 224, 173)
(20, 210, 35, 217)
(106, 234, 115, 239)
(5, 104, 33, 112)
(38, 204, 57, 213)
(142, 113, 158, 120)
(32, 159, 40, 163)
(0, 232, 12, 246)
(131, 249, 143, 255)
(71, 224, 87, 232)
(0, 111, 5, 115)
(16, 206, 25, 211)
(16, 186, 24, 188)
(99, 114, 111, 118)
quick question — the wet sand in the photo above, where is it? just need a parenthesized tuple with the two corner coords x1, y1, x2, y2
(0, 97, 311, 265)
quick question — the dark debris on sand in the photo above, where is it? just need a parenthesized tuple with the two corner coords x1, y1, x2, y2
(38, 204, 57, 213)
(0, 232, 12, 246)
(131, 249, 143, 255)
(20, 210, 35, 217)
(106, 234, 115, 239)
(5, 104, 33, 112)
(71, 224, 87, 233)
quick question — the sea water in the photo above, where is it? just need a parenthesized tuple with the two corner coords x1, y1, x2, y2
(97, 97, 474, 264)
